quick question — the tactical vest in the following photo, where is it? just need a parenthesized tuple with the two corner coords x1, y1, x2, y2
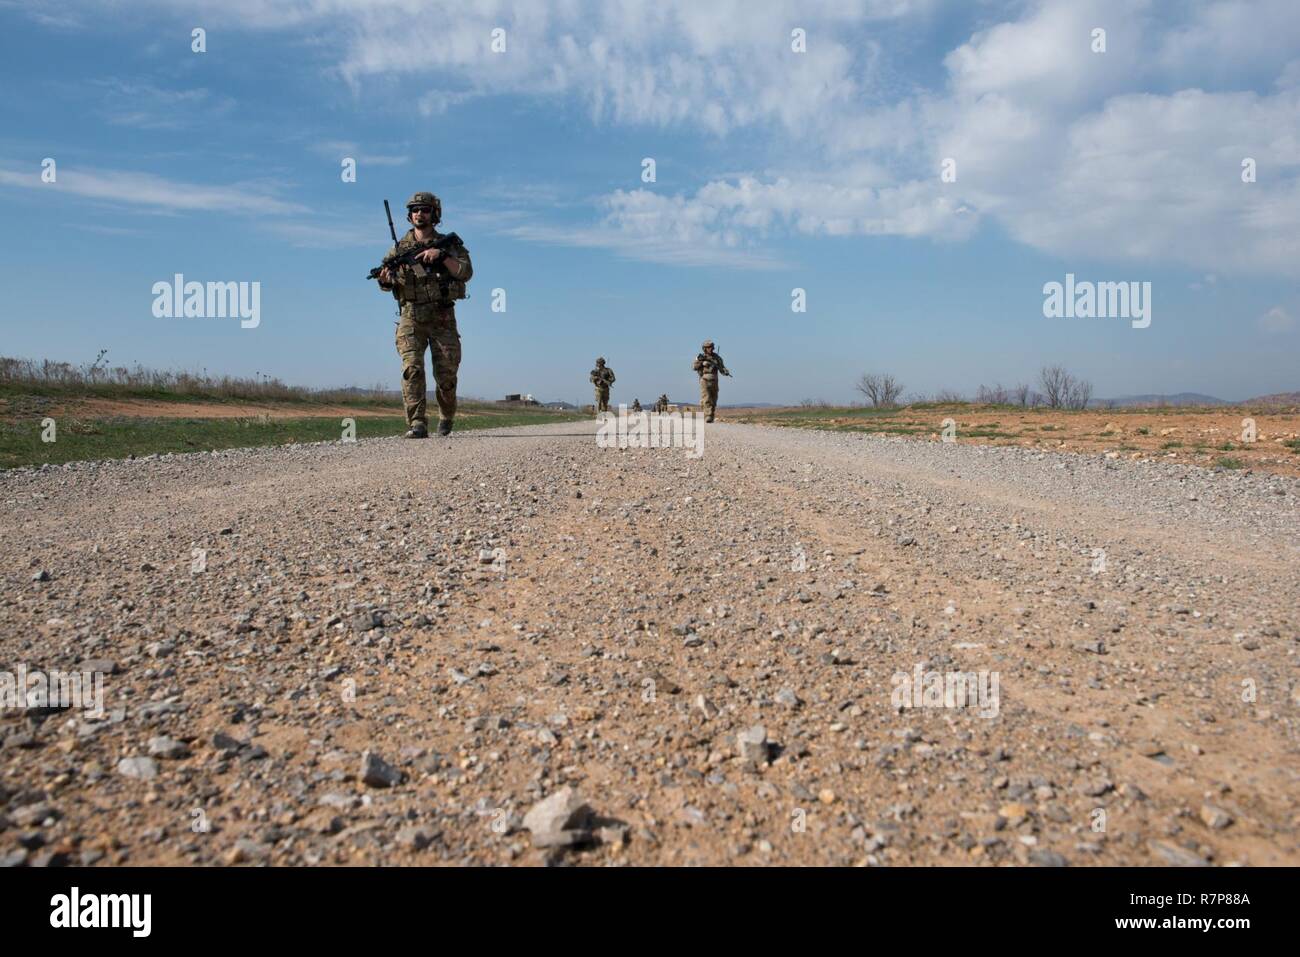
(695, 352, 725, 378)
(591, 368, 614, 387)
(388, 229, 469, 305)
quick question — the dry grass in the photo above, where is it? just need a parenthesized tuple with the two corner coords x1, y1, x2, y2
(0, 355, 394, 407)
(728, 402, 1300, 477)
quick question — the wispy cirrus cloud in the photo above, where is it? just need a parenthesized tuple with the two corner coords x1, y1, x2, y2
(94, 79, 237, 130)
(0, 164, 305, 215)
(310, 140, 410, 167)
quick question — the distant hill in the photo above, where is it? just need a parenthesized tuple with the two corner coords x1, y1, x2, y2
(1240, 391, 1300, 407)
(1093, 393, 1228, 408)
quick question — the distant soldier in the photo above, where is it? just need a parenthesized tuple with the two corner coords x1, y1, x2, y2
(631, 398, 642, 412)
(590, 357, 616, 415)
(377, 192, 473, 438)
(692, 339, 731, 422)
(655, 393, 670, 413)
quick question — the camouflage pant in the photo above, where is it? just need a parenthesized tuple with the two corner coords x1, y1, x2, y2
(699, 376, 719, 420)
(396, 303, 461, 426)
(594, 385, 610, 412)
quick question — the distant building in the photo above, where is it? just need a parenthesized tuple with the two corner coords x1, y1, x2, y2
(499, 393, 540, 406)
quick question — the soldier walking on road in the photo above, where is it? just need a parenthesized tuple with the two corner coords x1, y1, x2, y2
(590, 357, 616, 415)
(692, 339, 731, 423)
(376, 192, 473, 438)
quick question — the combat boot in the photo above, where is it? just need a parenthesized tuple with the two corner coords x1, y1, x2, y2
(437, 419, 453, 437)
(405, 423, 429, 439)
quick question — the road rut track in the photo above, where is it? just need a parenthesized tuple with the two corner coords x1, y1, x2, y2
(1, 421, 1297, 866)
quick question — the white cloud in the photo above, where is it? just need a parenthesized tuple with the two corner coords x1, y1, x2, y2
(19, 0, 1300, 277)
(95, 79, 236, 130)
(927, 1, 1300, 278)
(1258, 306, 1295, 334)
(311, 140, 410, 166)
(0, 165, 305, 215)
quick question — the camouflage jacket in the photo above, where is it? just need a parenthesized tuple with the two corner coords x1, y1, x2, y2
(590, 366, 615, 387)
(381, 228, 473, 306)
(693, 351, 729, 378)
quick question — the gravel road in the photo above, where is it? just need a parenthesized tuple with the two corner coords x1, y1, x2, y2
(2, 421, 1297, 866)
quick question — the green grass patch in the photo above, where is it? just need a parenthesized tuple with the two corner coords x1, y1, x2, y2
(1285, 439, 1300, 454)
(0, 411, 587, 469)
(759, 405, 900, 421)
(0, 380, 400, 410)
(1215, 456, 1246, 470)
(846, 424, 925, 435)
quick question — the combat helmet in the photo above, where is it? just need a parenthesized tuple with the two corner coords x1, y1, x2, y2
(405, 191, 441, 223)
(701, 339, 714, 349)
(596, 356, 606, 364)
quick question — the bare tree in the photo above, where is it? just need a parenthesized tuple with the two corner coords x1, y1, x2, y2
(856, 373, 905, 408)
(934, 388, 966, 403)
(1013, 383, 1031, 408)
(1065, 377, 1093, 410)
(976, 383, 1010, 405)
(1040, 365, 1094, 410)
(1039, 365, 1071, 409)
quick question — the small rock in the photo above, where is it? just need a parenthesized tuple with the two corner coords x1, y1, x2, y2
(522, 786, 592, 847)
(737, 725, 769, 764)
(998, 802, 1028, 823)
(693, 694, 719, 720)
(11, 802, 59, 827)
(1199, 804, 1233, 830)
(1028, 849, 1069, 866)
(360, 750, 404, 788)
(147, 736, 190, 760)
(212, 732, 244, 756)
(1149, 840, 1209, 867)
(396, 826, 436, 850)
(116, 756, 159, 780)
(775, 688, 802, 710)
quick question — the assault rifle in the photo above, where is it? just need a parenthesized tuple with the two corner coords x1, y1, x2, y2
(366, 199, 463, 281)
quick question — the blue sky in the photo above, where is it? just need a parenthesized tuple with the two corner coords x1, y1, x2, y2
(1, 0, 1297, 405)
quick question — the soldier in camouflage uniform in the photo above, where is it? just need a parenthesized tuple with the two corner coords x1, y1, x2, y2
(655, 393, 670, 413)
(692, 339, 731, 422)
(590, 357, 615, 415)
(631, 398, 642, 413)
(377, 192, 473, 438)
